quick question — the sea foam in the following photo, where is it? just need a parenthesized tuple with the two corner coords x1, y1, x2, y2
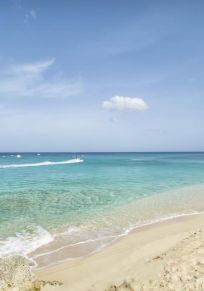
(0, 225, 53, 266)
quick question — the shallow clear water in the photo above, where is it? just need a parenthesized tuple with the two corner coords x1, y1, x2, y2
(0, 152, 204, 267)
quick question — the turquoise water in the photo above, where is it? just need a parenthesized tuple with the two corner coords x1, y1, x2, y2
(0, 152, 204, 267)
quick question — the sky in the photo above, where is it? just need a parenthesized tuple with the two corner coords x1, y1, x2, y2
(0, 0, 204, 152)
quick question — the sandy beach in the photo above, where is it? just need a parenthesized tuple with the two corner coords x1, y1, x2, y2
(27, 213, 204, 291)
(1, 212, 204, 290)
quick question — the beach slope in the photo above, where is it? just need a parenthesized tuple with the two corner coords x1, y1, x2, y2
(36, 214, 204, 291)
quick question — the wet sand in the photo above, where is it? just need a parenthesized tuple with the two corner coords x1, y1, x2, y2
(34, 213, 204, 291)
(1, 213, 204, 290)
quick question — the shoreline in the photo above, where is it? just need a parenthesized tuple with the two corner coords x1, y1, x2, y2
(34, 208, 204, 270)
(36, 212, 204, 290)
(31, 182, 204, 269)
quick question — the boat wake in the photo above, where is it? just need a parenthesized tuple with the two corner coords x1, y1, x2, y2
(0, 158, 84, 169)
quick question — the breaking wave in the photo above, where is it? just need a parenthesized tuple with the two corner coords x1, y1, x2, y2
(0, 225, 53, 266)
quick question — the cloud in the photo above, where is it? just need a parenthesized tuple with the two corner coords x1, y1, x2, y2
(0, 105, 15, 116)
(102, 96, 148, 111)
(10, 59, 54, 75)
(25, 9, 37, 23)
(0, 59, 82, 98)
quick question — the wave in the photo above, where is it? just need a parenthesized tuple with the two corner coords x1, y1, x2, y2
(1, 210, 204, 269)
(0, 225, 53, 266)
(0, 158, 84, 169)
(33, 210, 204, 269)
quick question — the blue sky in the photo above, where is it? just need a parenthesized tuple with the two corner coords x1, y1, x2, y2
(0, 0, 204, 151)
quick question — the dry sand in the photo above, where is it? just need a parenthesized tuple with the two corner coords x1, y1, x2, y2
(2, 214, 204, 290)
(36, 214, 204, 291)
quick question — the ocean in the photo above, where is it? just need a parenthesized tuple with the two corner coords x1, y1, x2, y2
(0, 152, 204, 268)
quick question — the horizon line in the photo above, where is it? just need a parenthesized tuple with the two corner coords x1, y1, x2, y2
(0, 151, 204, 154)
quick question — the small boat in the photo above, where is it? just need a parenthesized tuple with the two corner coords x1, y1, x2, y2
(73, 153, 83, 163)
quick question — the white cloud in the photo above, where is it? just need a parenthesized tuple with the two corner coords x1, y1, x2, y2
(102, 96, 148, 111)
(0, 59, 82, 98)
(25, 9, 37, 23)
(10, 59, 54, 75)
